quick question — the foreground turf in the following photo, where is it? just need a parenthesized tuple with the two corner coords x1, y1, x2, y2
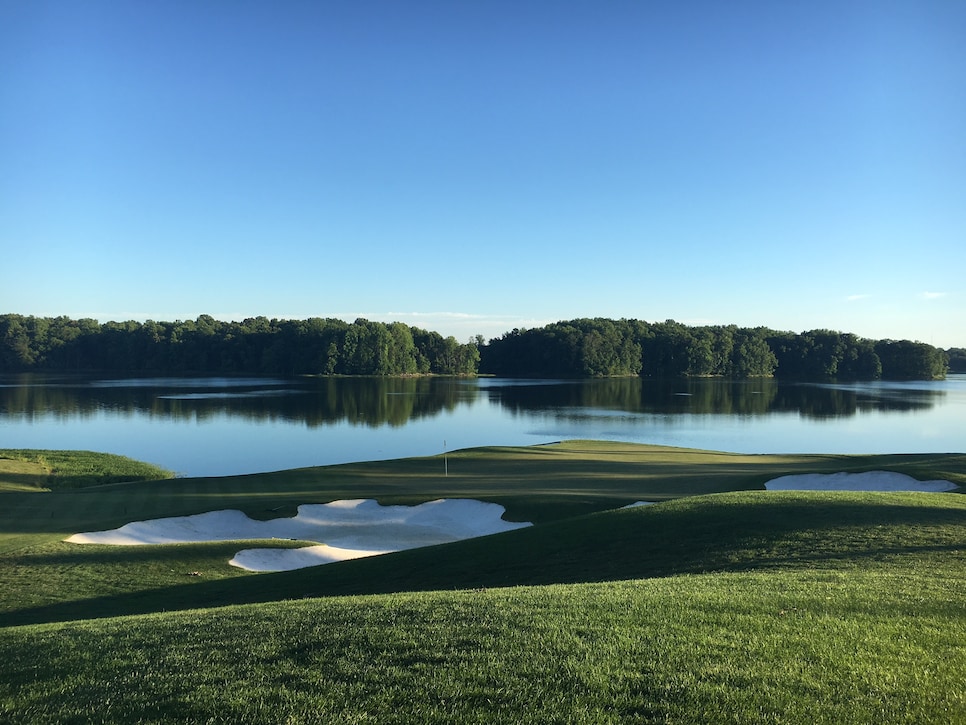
(2, 568, 963, 724)
(1, 442, 964, 723)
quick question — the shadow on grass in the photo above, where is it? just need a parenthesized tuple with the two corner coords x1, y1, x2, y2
(13, 539, 307, 568)
(3, 491, 964, 628)
(0, 472, 52, 491)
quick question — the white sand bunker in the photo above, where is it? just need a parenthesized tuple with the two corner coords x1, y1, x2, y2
(66, 498, 531, 572)
(765, 471, 957, 492)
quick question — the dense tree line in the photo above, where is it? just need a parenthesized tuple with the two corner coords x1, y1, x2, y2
(0, 315, 479, 376)
(481, 319, 779, 378)
(480, 318, 948, 380)
(946, 348, 966, 373)
(1, 314, 950, 379)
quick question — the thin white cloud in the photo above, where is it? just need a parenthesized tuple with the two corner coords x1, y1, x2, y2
(74, 311, 203, 322)
(921, 291, 947, 300)
(846, 294, 871, 302)
(382, 311, 489, 322)
(347, 312, 554, 340)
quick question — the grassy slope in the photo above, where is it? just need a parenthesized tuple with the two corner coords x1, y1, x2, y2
(1, 497, 963, 723)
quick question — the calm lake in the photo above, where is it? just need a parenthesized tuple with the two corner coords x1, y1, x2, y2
(1, 374, 964, 477)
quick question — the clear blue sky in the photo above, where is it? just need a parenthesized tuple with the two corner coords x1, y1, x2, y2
(2, 1, 964, 347)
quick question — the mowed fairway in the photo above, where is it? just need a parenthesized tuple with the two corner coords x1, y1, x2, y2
(1, 441, 964, 723)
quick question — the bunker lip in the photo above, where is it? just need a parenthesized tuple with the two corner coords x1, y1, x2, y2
(65, 498, 532, 572)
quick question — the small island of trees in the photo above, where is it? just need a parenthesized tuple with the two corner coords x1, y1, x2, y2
(0, 313, 952, 380)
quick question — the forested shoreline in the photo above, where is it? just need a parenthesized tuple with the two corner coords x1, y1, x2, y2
(0, 315, 479, 376)
(0, 314, 954, 380)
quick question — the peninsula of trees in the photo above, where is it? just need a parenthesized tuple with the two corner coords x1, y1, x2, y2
(0, 314, 952, 380)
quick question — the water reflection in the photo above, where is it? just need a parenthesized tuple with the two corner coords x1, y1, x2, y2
(0, 375, 482, 428)
(776, 381, 945, 419)
(486, 377, 944, 420)
(0, 374, 952, 427)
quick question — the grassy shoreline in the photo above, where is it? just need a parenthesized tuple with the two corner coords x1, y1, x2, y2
(0, 449, 173, 491)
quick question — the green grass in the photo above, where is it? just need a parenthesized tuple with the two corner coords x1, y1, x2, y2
(3, 489, 962, 627)
(0, 441, 963, 625)
(0, 448, 173, 491)
(2, 569, 963, 723)
(0, 441, 964, 723)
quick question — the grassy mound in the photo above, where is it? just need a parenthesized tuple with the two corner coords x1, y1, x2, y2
(0, 449, 174, 491)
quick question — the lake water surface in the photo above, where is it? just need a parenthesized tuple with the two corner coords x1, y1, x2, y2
(1, 374, 963, 477)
